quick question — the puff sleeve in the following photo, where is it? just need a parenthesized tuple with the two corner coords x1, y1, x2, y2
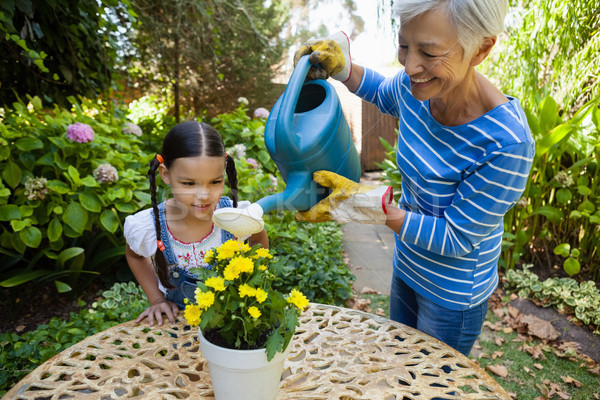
(124, 208, 158, 258)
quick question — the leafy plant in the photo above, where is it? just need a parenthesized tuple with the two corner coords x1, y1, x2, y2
(184, 239, 309, 360)
(268, 213, 355, 305)
(0, 96, 152, 293)
(504, 265, 600, 333)
(0, 0, 135, 106)
(0, 281, 148, 395)
(501, 95, 600, 275)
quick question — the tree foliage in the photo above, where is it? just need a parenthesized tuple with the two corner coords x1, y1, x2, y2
(481, 0, 600, 112)
(128, 0, 289, 120)
(0, 0, 133, 107)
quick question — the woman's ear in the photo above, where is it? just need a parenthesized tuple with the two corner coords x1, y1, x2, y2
(470, 36, 497, 66)
(158, 164, 171, 185)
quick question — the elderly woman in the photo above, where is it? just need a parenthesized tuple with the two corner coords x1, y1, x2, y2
(294, 0, 534, 356)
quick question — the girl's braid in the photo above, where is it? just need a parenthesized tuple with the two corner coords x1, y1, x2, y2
(148, 158, 173, 289)
(225, 154, 238, 208)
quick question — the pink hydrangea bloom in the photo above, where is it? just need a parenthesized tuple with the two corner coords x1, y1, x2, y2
(246, 158, 258, 169)
(67, 122, 95, 143)
(253, 107, 269, 119)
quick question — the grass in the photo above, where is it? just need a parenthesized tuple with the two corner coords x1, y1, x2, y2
(353, 292, 600, 400)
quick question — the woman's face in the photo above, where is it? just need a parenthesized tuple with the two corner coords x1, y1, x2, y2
(160, 155, 226, 222)
(397, 8, 474, 102)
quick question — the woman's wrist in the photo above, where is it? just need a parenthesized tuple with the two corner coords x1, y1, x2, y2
(385, 207, 406, 234)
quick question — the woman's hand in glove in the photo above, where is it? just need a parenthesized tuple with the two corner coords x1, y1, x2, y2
(295, 171, 394, 224)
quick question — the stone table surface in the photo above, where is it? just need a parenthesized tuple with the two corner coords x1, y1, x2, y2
(6, 303, 510, 399)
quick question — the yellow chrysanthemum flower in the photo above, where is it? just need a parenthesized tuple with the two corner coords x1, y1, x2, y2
(223, 263, 240, 281)
(258, 264, 267, 271)
(254, 288, 268, 303)
(287, 289, 309, 310)
(239, 283, 256, 298)
(253, 248, 272, 259)
(204, 249, 214, 264)
(195, 289, 215, 310)
(217, 239, 244, 260)
(229, 256, 254, 275)
(248, 306, 261, 319)
(239, 242, 252, 253)
(205, 276, 226, 291)
(184, 304, 202, 326)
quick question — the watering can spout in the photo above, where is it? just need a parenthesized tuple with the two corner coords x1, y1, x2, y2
(256, 171, 316, 214)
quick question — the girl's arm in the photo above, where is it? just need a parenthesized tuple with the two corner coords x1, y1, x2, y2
(248, 229, 269, 249)
(126, 244, 178, 326)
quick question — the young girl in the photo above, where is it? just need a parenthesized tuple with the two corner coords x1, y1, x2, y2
(124, 121, 268, 326)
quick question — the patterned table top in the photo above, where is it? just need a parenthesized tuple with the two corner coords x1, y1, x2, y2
(6, 303, 510, 399)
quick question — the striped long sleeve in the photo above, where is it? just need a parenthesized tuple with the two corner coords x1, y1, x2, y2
(355, 68, 534, 310)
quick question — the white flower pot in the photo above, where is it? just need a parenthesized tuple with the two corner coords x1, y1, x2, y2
(198, 329, 291, 400)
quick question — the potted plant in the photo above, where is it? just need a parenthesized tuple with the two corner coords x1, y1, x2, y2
(183, 239, 309, 400)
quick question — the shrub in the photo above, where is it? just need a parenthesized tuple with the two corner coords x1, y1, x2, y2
(0, 96, 152, 293)
(0, 281, 148, 395)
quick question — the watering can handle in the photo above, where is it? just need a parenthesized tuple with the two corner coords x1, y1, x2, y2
(275, 55, 314, 153)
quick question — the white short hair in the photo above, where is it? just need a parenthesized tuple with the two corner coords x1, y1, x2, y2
(392, 0, 508, 56)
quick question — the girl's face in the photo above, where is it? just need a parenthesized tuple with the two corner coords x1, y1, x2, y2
(397, 8, 474, 102)
(160, 155, 226, 222)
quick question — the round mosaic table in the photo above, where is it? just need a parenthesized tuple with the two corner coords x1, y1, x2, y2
(6, 303, 510, 399)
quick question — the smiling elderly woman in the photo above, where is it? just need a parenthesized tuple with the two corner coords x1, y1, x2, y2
(293, 0, 534, 356)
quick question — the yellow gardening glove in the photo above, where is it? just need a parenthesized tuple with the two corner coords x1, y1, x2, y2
(293, 31, 352, 82)
(296, 171, 394, 224)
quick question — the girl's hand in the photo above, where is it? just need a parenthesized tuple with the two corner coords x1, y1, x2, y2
(136, 298, 179, 326)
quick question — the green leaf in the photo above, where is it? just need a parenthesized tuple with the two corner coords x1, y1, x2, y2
(11, 219, 31, 232)
(556, 188, 572, 205)
(57, 247, 85, 268)
(19, 226, 42, 248)
(0, 270, 50, 287)
(47, 180, 71, 194)
(15, 137, 44, 151)
(100, 209, 119, 233)
(66, 165, 82, 186)
(563, 257, 580, 276)
(54, 280, 72, 293)
(265, 330, 284, 361)
(2, 159, 22, 188)
(0, 204, 21, 221)
(62, 201, 87, 233)
(79, 192, 102, 212)
(539, 96, 558, 133)
(578, 200, 595, 213)
(257, 150, 271, 166)
(114, 202, 138, 213)
(81, 175, 100, 187)
(35, 152, 55, 166)
(553, 243, 570, 257)
(47, 218, 63, 242)
(577, 185, 592, 196)
(531, 205, 564, 224)
(536, 124, 573, 156)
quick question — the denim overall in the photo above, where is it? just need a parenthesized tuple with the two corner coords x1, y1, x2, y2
(154, 197, 235, 309)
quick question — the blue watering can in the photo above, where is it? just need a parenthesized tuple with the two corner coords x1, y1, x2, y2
(213, 55, 361, 237)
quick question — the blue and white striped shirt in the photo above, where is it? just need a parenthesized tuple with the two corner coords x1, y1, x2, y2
(355, 68, 534, 310)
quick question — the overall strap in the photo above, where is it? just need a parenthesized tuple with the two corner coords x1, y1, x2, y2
(218, 196, 236, 242)
(155, 202, 178, 265)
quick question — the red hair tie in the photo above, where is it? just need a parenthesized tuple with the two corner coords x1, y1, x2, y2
(157, 240, 166, 252)
(156, 154, 164, 164)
